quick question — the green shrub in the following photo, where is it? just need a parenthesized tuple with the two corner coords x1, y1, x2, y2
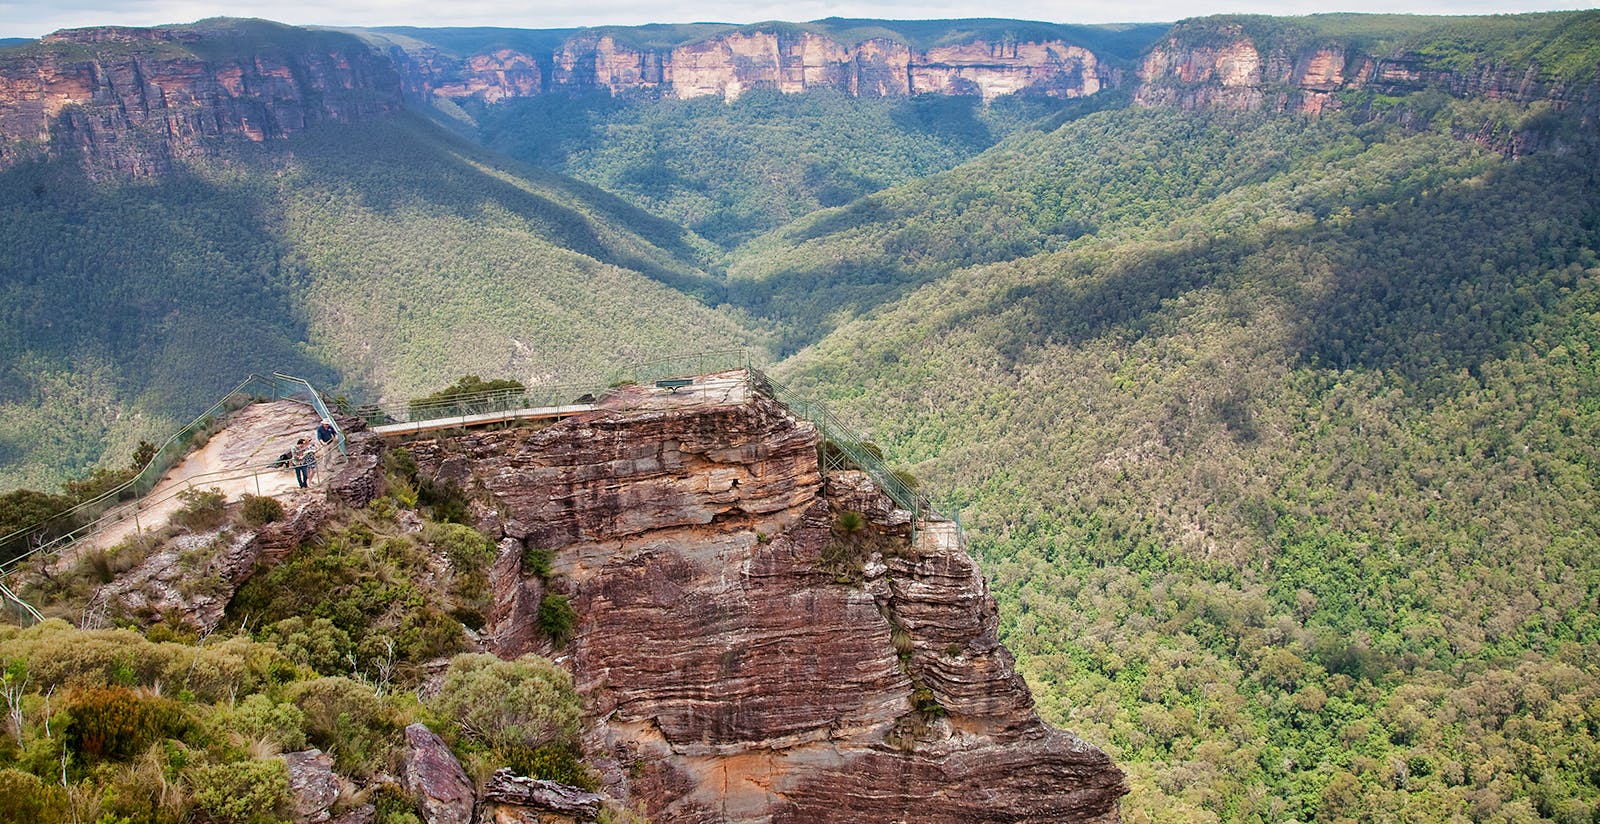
(408, 375, 525, 416)
(287, 677, 395, 778)
(428, 523, 494, 627)
(537, 594, 578, 646)
(172, 488, 228, 531)
(368, 783, 422, 824)
(223, 693, 307, 753)
(521, 547, 553, 580)
(834, 511, 867, 533)
(0, 768, 68, 824)
(239, 495, 284, 526)
(186, 759, 290, 824)
(261, 617, 352, 675)
(429, 653, 583, 782)
(64, 685, 187, 763)
(418, 478, 471, 525)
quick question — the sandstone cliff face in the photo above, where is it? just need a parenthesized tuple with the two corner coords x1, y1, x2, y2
(1134, 23, 1591, 118)
(0, 22, 403, 176)
(403, 372, 1126, 822)
(430, 29, 1113, 103)
(553, 35, 667, 94)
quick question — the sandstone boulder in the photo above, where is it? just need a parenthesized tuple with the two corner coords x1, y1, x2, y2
(283, 748, 339, 823)
(401, 723, 475, 824)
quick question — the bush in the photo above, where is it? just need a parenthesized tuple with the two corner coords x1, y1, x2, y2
(239, 495, 284, 526)
(408, 375, 525, 416)
(186, 759, 290, 824)
(261, 617, 352, 675)
(222, 693, 307, 753)
(0, 768, 68, 824)
(287, 677, 395, 777)
(429, 653, 582, 781)
(521, 547, 553, 580)
(172, 488, 228, 531)
(537, 594, 578, 646)
(64, 686, 188, 763)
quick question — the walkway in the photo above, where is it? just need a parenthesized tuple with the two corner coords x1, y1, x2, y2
(83, 400, 325, 552)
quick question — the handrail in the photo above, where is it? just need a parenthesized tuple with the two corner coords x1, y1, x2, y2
(747, 367, 939, 529)
(0, 373, 338, 568)
(0, 436, 340, 577)
(274, 372, 345, 456)
(0, 576, 43, 625)
(347, 380, 601, 427)
(0, 373, 281, 555)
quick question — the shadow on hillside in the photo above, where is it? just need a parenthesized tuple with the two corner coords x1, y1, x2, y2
(283, 113, 726, 303)
(0, 156, 339, 417)
(954, 137, 1600, 383)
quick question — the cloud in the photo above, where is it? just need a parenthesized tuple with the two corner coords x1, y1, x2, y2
(1, 0, 1594, 38)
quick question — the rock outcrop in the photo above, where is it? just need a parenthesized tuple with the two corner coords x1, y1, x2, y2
(483, 770, 607, 822)
(0, 19, 404, 175)
(1133, 19, 1596, 119)
(403, 371, 1126, 823)
(283, 749, 340, 824)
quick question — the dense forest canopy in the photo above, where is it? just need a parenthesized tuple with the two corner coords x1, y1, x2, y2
(1, 9, 1598, 823)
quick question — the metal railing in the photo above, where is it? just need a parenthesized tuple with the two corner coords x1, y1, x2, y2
(0, 373, 337, 572)
(748, 367, 936, 529)
(608, 349, 750, 388)
(275, 372, 345, 456)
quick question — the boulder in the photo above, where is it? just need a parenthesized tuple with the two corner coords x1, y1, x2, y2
(283, 749, 339, 823)
(401, 723, 476, 824)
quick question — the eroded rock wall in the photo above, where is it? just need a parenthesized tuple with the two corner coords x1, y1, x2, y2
(0, 23, 404, 176)
(1134, 22, 1593, 118)
(403, 374, 1126, 823)
(430, 29, 1112, 103)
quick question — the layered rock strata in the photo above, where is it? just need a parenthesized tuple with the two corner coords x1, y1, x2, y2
(388, 29, 1111, 103)
(1134, 22, 1594, 117)
(0, 22, 404, 175)
(403, 371, 1125, 823)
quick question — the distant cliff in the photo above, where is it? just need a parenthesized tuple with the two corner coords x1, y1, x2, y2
(0, 19, 404, 176)
(398, 27, 1115, 103)
(400, 373, 1128, 822)
(1133, 13, 1600, 120)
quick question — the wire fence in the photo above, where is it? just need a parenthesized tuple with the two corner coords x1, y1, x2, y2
(0, 372, 335, 572)
(747, 367, 936, 527)
(341, 381, 601, 427)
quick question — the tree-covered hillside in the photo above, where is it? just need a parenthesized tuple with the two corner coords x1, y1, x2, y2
(468, 89, 1087, 248)
(774, 95, 1600, 820)
(0, 112, 755, 491)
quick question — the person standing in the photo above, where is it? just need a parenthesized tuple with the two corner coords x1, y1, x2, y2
(292, 438, 313, 488)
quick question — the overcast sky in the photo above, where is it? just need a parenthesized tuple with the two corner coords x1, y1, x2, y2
(1, 0, 1594, 39)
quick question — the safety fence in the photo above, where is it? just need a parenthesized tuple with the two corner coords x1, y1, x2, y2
(0, 372, 339, 575)
(747, 367, 935, 529)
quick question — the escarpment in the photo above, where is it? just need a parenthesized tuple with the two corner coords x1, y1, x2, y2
(0, 20, 404, 176)
(400, 371, 1127, 823)
(422, 29, 1112, 103)
(1134, 17, 1600, 119)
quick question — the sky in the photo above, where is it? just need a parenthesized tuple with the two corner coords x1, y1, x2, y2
(0, 0, 1594, 39)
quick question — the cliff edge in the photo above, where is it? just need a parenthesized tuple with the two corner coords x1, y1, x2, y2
(400, 371, 1126, 822)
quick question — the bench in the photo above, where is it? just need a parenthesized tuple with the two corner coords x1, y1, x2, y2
(654, 378, 694, 392)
